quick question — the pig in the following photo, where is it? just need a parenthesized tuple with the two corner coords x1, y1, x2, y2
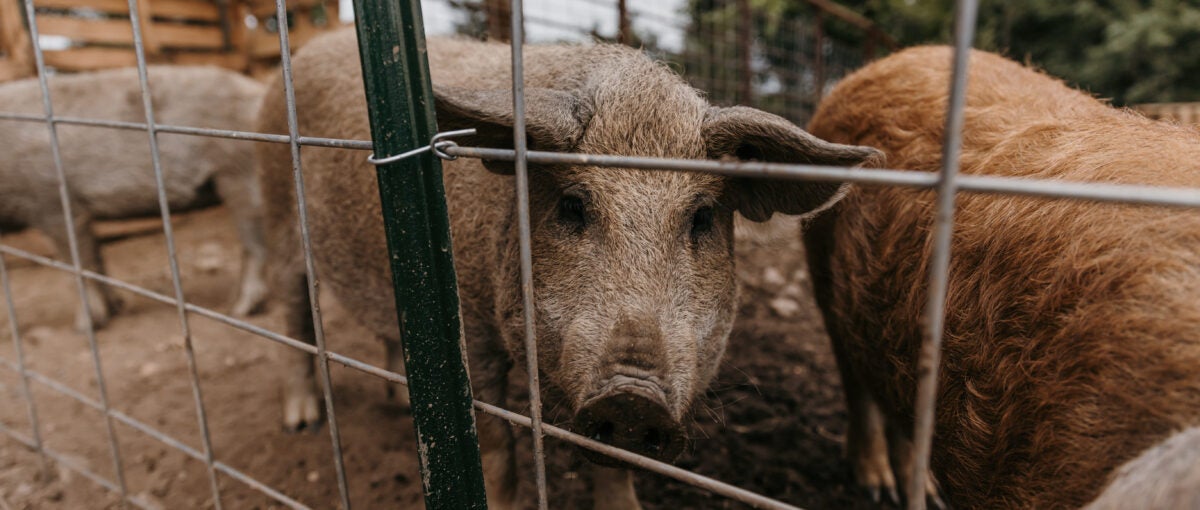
(256, 28, 879, 509)
(1085, 426, 1200, 510)
(803, 45, 1200, 509)
(0, 66, 269, 330)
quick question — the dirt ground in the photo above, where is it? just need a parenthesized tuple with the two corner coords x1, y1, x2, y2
(0, 205, 874, 510)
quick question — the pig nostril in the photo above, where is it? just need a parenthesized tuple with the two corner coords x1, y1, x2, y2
(593, 421, 615, 444)
(643, 428, 664, 454)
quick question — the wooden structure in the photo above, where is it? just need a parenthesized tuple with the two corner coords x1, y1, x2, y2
(1134, 102, 1200, 126)
(0, 0, 341, 81)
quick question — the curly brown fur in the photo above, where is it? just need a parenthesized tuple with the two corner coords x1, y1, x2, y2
(257, 28, 877, 509)
(804, 45, 1200, 509)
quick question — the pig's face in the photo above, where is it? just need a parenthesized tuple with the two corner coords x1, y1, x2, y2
(525, 165, 736, 465)
(435, 70, 880, 464)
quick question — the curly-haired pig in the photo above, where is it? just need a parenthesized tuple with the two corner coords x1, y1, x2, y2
(0, 66, 269, 330)
(805, 46, 1200, 509)
(257, 29, 879, 509)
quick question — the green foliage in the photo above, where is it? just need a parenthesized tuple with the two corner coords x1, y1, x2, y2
(845, 0, 1200, 104)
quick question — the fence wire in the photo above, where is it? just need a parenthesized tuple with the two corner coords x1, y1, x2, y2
(18, 0, 130, 506)
(0, 0, 1195, 509)
(123, 0, 225, 505)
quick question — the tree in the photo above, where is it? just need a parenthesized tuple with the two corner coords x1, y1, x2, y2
(843, 0, 1200, 104)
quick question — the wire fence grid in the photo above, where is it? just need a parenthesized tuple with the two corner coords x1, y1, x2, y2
(0, 0, 1196, 509)
(421, 0, 873, 125)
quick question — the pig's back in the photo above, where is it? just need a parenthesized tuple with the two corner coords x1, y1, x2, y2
(806, 46, 1200, 508)
(261, 28, 511, 341)
(0, 66, 263, 221)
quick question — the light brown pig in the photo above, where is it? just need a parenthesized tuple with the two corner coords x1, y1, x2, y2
(257, 28, 878, 510)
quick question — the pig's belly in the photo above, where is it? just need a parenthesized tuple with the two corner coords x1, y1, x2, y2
(77, 175, 217, 219)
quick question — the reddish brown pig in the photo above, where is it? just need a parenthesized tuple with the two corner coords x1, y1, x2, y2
(257, 29, 878, 510)
(804, 46, 1200, 509)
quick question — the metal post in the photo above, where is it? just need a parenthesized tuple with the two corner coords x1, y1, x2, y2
(812, 11, 825, 109)
(736, 0, 752, 106)
(487, 0, 512, 42)
(616, 0, 630, 45)
(908, 1, 979, 509)
(350, 1, 488, 508)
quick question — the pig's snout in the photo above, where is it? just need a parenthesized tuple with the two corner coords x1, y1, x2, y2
(573, 375, 684, 467)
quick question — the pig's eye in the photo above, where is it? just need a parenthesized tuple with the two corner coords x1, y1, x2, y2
(557, 195, 587, 231)
(691, 206, 714, 240)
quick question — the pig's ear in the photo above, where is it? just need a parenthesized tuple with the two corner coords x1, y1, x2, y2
(433, 86, 592, 174)
(703, 106, 883, 222)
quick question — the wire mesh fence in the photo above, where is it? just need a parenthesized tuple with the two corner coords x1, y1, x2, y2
(0, 0, 1196, 509)
(421, 0, 878, 124)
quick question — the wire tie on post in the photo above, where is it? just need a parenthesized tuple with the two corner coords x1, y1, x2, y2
(366, 128, 476, 165)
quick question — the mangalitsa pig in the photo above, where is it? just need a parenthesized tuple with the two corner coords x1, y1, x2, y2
(805, 45, 1200, 509)
(257, 28, 879, 509)
(0, 66, 269, 330)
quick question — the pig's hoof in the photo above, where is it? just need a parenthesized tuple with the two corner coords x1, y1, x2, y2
(852, 444, 898, 505)
(75, 296, 116, 332)
(903, 475, 946, 510)
(230, 283, 268, 317)
(888, 439, 947, 509)
(283, 392, 323, 432)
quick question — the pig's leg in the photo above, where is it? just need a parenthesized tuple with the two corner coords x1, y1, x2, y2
(37, 207, 118, 331)
(478, 413, 516, 510)
(280, 271, 321, 431)
(213, 171, 269, 317)
(823, 317, 945, 508)
(805, 219, 901, 504)
(471, 333, 516, 509)
(886, 423, 946, 510)
(841, 372, 897, 504)
(832, 333, 945, 508)
(591, 466, 642, 510)
(382, 335, 410, 407)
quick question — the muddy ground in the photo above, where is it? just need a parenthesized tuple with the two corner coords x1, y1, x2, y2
(0, 205, 874, 510)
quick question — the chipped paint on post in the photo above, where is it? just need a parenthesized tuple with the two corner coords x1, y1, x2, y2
(350, 0, 488, 508)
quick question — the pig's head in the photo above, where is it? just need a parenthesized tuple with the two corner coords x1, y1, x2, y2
(434, 55, 879, 466)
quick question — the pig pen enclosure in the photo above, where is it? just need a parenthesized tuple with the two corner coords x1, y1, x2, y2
(0, 0, 1197, 509)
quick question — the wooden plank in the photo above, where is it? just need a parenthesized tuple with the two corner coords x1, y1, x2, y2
(43, 46, 138, 70)
(246, 13, 331, 58)
(36, 16, 134, 45)
(245, 0, 328, 18)
(0, 0, 34, 80)
(151, 22, 224, 49)
(226, 2, 247, 54)
(34, 0, 131, 15)
(152, 0, 221, 21)
(137, 0, 161, 51)
(34, 0, 222, 22)
(166, 50, 245, 69)
(0, 61, 31, 81)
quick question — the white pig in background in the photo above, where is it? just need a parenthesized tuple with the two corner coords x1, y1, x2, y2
(0, 65, 268, 330)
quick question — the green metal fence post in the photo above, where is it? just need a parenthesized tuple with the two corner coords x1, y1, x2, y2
(350, 2, 488, 508)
